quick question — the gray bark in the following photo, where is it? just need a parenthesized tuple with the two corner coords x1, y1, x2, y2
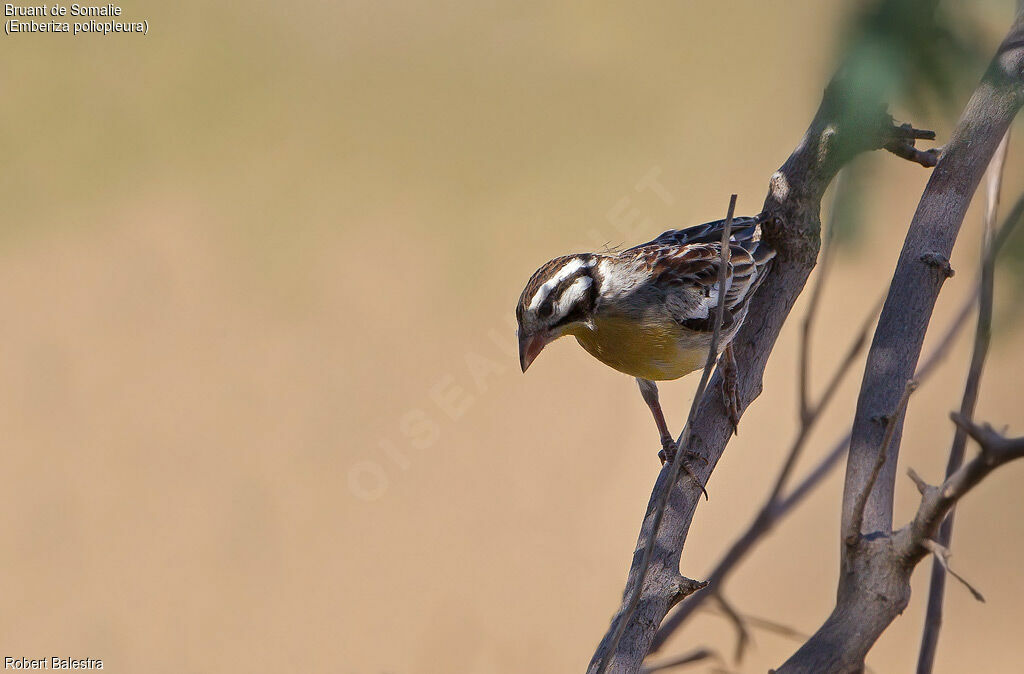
(776, 10, 1024, 673)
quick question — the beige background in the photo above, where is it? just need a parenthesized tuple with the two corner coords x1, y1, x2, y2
(1, 1, 1022, 672)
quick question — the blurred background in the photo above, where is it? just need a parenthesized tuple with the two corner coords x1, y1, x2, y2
(1, 1, 1022, 672)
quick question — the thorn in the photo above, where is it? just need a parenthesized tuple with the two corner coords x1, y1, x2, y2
(891, 122, 937, 141)
(921, 539, 985, 602)
(920, 252, 955, 278)
(670, 575, 708, 603)
(907, 467, 931, 495)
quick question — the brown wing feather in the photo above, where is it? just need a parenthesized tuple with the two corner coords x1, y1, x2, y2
(624, 215, 775, 332)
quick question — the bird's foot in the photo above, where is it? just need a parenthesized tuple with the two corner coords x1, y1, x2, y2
(719, 345, 741, 434)
(658, 436, 678, 465)
(659, 437, 709, 500)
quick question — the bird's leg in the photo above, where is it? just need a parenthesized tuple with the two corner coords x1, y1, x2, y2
(636, 378, 677, 463)
(636, 378, 710, 499)
(718, 342, 741, 434)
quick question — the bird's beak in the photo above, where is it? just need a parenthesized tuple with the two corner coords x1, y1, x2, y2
(519, 331, 550, 373)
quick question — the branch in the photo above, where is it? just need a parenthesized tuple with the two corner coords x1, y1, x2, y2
(778, 10, 1024, 671)
(591, 198, 735, 674)
(916, 128, 1012, 674)
(838, 10, 1024, 548)
(896, 415, 1024, 563)
(712, 592, 751, 663)
(649, 276, 978, 658)
(587, 67, 939, 672)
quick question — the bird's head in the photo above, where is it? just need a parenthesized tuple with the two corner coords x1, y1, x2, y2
(516, 254, 598, 372)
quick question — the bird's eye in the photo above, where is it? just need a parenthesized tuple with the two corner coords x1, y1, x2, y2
(538, 302, 553, 319)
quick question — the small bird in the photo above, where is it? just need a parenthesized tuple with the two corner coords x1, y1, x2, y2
(516, 215, 775, 462)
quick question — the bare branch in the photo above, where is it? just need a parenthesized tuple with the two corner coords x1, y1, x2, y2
(640, 649, 719, 674)
(777, 11, 1024, 670)
(897, 415, 1024, 565)
(884, 140, 941, 167)
(591, 197, 735, 674)
(590, 52, 945, 673)
(836, 14, 1024, 548)
(951, 414, 1024, 455)
(650, 281, 976, 657)
(917, 128, 1012, 674)
(733, 612, 808, 643)
(884, 123, 942, 167)
(713, 592, 751, 663)
(888, 123, 937, 141)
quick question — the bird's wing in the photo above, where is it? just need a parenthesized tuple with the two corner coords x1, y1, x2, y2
(627, 216, 775, 332)
(626, 215, 765, 252)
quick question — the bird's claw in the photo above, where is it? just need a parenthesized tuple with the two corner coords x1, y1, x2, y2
(658, 437, 710, 500)
(719, 346, 741, 434)
(659, 437, 677, 465)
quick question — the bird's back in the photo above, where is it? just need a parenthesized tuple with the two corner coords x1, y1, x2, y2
(574, 215, 775, 380)
(625, 215, 772, 265)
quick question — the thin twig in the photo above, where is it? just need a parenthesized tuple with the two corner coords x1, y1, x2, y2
(640, 649, 719, 673)
(846, 378, 918, 545)
(917, 129, 1011, 674)
(698, 592, 810, 661)
(593, 196, 736, 674)
(920, 539, 985, 602)
(950, 414, 1024, 455)
(734, 612, 808, 642)
(713, 592, 751, 663)
(773, 294, 881, 505)
(884, 141, 941, 167)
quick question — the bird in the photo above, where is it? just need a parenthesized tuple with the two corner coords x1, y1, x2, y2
(515, 215, 775, 463)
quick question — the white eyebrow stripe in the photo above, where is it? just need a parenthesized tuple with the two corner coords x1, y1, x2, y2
(551, 276, 593, 320)
(528, 258, 590, 311)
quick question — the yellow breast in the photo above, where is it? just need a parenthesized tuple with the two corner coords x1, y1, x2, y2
(568, 314, 708, 381)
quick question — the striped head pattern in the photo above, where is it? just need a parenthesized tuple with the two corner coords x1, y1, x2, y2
(516, 254, 598, 371)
